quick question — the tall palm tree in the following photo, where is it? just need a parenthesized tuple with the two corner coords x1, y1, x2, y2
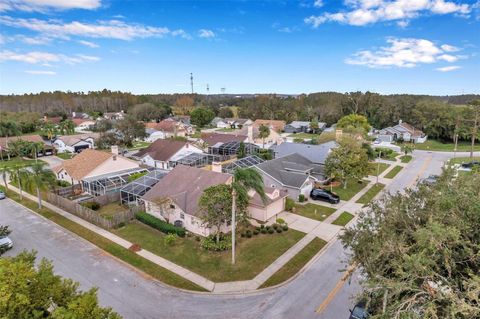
(231, 168, 266, 264)
(0, 166, 10, 191)
(258, 124, 270, 149)
(24, 162, 56, 209)
(9, 164, 28, 200)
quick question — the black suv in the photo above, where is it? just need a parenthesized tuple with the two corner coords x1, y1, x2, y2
(310, 188, 340, 204)
(461, 160, 480, 169)
(349, 302, 369, 319)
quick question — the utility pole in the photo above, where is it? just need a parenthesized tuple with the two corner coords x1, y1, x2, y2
(190, 73, 194, 94)
(471, 106, 479, 159)
(454, 116, 460, 159)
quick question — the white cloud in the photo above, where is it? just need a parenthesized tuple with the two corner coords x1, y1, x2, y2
(78, 40, 99, 48)
(0, 50, 100, 65)
(440, 44, 460, 52)
(436, 65, 461, 72)
(24, 70, 56, 75)
(345, 37, 463, 68)
(198, 29, 215, 38)
(305, 0, 472, 27)
(0, 16, 171, 40)
(0, 0, 101, 12)
(313, 0, 324, 8)
(171, 29, 192, 39)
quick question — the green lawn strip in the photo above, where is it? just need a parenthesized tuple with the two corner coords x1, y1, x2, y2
(384, 165, 403, 179)
(113, 221, 305, 283)
(317, 131, 336, 144)
(368, 162, 390, 176)
(330, 179, 369, 201)
(356, 183, 385, 205)
(400, 155, 412, 163)
(292, 203, 336, 222)
(259, 238, 326, 288)
(127, 141, 151, 150)
(1, 187, 205, 291)
(216, 128, 236, 132)
(55, 153, 74, 160)
(411, 140, 480, 152)
(288, 133, 320, 140)
(448, 156, 480, 165)
(0, 158, 43, 169)
(331, 212, 354, 226)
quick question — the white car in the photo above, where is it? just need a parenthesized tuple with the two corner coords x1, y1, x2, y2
(0, 235, 13, 251)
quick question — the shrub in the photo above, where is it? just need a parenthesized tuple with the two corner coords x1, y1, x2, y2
(282, 225, 289, 231)
(285, 198, 295, 211)
(116, 222, 126, 228)
(195, 236, 201, 242)
(253, 230, 259, 235)
(276, 228, 283, 233)
(260, 224, 265, 229)
(255, 226, 261, 231)
(201, 235, 232, 251)
(272, 223, 279, 230)
(266, 226, 271, 231)
(298, 194, 305, 202)
(260, 228, 267, 234)
(246, 232, 252, 238)
(240, 232, 246, 238)
(135, 212, 185, 237)
(128, 244, 141, 252)
(82, 201, 100, 211)
(56, 180, 70, 187)
(268, 228, 275, 234)
(276, 218, 285, 225)
(164, 233, 176, 246)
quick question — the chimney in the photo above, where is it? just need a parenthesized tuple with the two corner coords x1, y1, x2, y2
(211, 161, 222, 173)
(399, 119, 403, 124)
(247, 125, 254, 143)
(111, 145, 119, 156)
(72, 111, 76, 118)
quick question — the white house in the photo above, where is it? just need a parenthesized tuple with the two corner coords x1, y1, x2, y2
(144, 128, 165, 142)
(73, 119, 96, 132)
(53, 133, 99, 153)
(377, 120, 427, 144)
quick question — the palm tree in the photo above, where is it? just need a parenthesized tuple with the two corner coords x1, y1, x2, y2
(258, 124, 270, 149)
(9, 164, 28, 201)
(0, 166, 10, 191)
(24, 162, 56, 209)
(59, 120, 75, 135)
(231, 168, 266, 264)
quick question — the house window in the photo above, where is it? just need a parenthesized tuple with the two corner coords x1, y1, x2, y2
(271, 184, 275, 188)
(180, 213, 185, 220)
(170, 204, 175, 209)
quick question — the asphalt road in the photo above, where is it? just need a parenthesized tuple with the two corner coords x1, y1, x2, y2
(1, 150, 477, 319)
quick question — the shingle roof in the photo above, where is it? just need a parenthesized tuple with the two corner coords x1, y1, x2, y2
(201, 133, 247, 146)
(255, 153, 325, 188)
(145, 120, 185, 132)
(272, 141, 337, 165)
(135, 139, 187, 161)
(253, 119, 286, 132)
(142, 165, 232, 217)
(55, 133, 99, 147)
(248, 186, 287, 207)
(56, 148, 112, 180)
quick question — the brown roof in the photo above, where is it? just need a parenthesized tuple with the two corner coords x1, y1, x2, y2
(253, 119, 286, 132)
(0, 135, 46, 150)
(135, 139, 188, 161)
(56, 148, 112, 180)
(55, 133, 99, 147)
(71, 118, 94, 126)
(249, 187, 288, 207)
(201, 133, 248, 146)
(142, 165, 232, 217)
(398, 122, 424, 137)
(145, 120, 185, 132)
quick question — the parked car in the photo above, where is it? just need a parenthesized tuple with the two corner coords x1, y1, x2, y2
(310, 188, 340, 204)
(349, 302, 369, 319)
(0, 191, 5, 200)
(460, 160, 480, 170)
(422, 175, 439, 186)
(0, 234, 13, 251)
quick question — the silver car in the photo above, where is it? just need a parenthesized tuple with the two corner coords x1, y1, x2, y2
(0, 191, 5, 200)
(0, 235, 13, 251)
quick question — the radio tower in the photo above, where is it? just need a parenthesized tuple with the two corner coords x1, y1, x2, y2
(190, 73, 194, 94)
(206, 84, 210, 94)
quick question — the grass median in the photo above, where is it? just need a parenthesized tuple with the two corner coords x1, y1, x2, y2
(356, 183, 385, 205)
(385, 165, 403, 179)
(331, 212, 354, 226)
(292, 203, 336, 222)
(1, 187, 205, 292)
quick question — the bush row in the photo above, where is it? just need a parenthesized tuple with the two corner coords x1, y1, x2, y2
(240, 224, 289, 238)
(135, 212, 186, 237)
(201, 235, 232, 251)
(81, 201, 100, 211)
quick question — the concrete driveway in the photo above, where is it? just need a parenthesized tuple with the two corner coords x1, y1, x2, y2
(40, 155, 64, 169)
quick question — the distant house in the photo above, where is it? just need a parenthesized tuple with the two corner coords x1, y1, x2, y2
(52, 133, 99, 153)
(71, 112, 90, 119)
(284, 121, 327, 134)
(172, 115, 191, 125)
(54, 147, 144, 195)
(0, 135, 54, 157)
(135, 139, 203, 170)
(224, 118, 253, 129)
(142, 165, 286, 237)
(103, 111, 125, 121)
(253, 119, 286, 133)
(145, 120, 187, 138)
(42, 116, 62, 125)
(377, 120, 427, 144)
(144, 128, 164, 142)
(254, 153, 327, 200)
(210, 117, 224, 127)
(72, 119, 96, 132)
(272, 141, 337, 165)
(238, 122, 284, 147)
(200, 133, 248, 147)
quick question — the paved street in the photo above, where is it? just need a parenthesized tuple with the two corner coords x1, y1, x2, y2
(1, 150, 478, 319)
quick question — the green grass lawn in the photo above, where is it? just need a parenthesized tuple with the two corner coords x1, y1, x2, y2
(216, 127, 236, 132)
(0, 187, 204, 291)
(288, 133, 321, 140)
(0, 157, 43, 169)
(259, 238, 326, 288)
(190, 131, 202, 138)
(97, 202, 126, 219)
(448, 156, 480, 165)
(292, 203, 336, 221)
(411, 140, 480, 152)
(56, 152, 74, 160)
(128, 141, 151, 150)
(331, 212, 354, 226)
(400, 155, 412, 163)
(329, 179, 369, 201)
(368, 162, 390, 176)
(356, 183, 385, 205)
(317, 131, 336, 144)
(114, 221, 305, 282)
(384, 165, 403, 179)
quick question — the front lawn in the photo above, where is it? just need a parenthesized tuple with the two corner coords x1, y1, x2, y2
(356, 183, 385, 205)
(56, 152, 74, 160)
(329, 179, 369, 201)
(0, 157, 43, 169)
(384, 165, 403, 179)
(368, 162, 390, 176)
(448, 156, 480, 165)
(113, 222, 305, 282)
(400, 155, 412, 163)
(216, 127, 236, 132)
(259, 237, 326, 288)
(411, 140, 480, 152)
(288, 133, 320, 140)
(331, 212, 354, 226)
(292, 203, 336, 221)
(128, 141, 151, 150)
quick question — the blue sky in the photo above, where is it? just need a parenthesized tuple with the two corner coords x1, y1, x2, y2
(0, 0, 479, 95)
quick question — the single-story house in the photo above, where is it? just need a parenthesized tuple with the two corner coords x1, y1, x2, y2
(144, 128, 165, 143)
(254, 153, 327, 200)
(103, 110, 125, 121)
(73, 119, 96, 132)
(272, 141, 337, 165)
(171, 115, 191, 125)
(224, 118, 253, 129)
(52, 133, 99, 153)
(284, 121, 327, 134)
(54, 147, 143, 195)
(253, 119, 286, 133)
(0, 135, 54, 157)
(200, 133, 248, 148)
(210, 117, 225, 127)
(71, 112, 90, 119)
(238, 124, 284, 147)
(135, 139, 204, 170)
(142, 165, 286, 237)
(377, 120, 427, 144)
(145, 120, 187, 138)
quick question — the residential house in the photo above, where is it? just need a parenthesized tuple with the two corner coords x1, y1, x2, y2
(142, 165, 286, 237)
(54, 147, 143, 195)
(72, 119, 96, 132)
(224, 118, 253, 129)
(254, 153, 327, 200)
(164, 118, 194, 135)
(135, 139, 203, 170)
(210, 117, 225, 128)
(145, 119, 187, 138)
(103, 110, 125, 121)
(0, 135, 54, 157)
(253, 119, 286, 132)
(71, 112, 90, 119)
(272, 141, 337, 165)
(200, 133, 248, 148)
(284, 121, 327, 134)
(52, 133, 99, 153)
(238, 122, 285, 147)
(144, 128, 164, 143)
(41, 115, 62, 125)
(377, 120, 427, 144)
(171, 115, 191, 125)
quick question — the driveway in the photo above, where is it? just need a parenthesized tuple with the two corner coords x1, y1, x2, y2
(40, 155, 64, 169)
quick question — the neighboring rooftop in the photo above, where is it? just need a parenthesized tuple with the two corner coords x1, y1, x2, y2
(272, 141, 337, 165)
(253, 119, 286, 132)
(54, 148, 113, 180)
(145, 119, 184, 132)
(201, 133, 247, 147)
(54, 133, 99, 146)
(135, 139, 189, 161)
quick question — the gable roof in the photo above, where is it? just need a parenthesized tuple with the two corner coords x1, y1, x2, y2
(381, 121, 424, 138)
(253, 119, 286, 132)
(272, 141, 337, 165)
(255, 153, 325, 188)
(54, 133, 99, 147)
(55, 148, 113, 180)
(248, 186, 287, 207)
(201, 133, 248, 146)
(142, 165, 232, 217)
(145, 120, 184, 132)
(135, 139, 188, 161)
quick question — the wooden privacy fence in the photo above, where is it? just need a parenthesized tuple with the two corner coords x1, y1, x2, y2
(46, 192, 142, 229)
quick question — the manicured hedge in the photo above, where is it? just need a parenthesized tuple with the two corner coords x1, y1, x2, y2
(135, 212, 185, 237)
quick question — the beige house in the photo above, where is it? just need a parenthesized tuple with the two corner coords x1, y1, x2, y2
(238, 121, 285, 147)
(142, 165, 286, 237)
